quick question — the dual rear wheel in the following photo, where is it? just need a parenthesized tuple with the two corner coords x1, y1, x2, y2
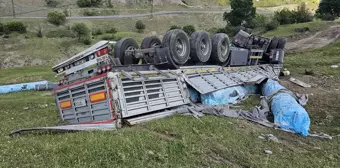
(114, 30, 231, 68)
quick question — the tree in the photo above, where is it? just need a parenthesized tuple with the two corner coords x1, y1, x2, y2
(71, 23, 91, 41)
(316, 0, 340, 20)
(223, 0, 256, 27)
(47, 11, 66, 26)
(135, 20, 145, 33)
(294, 3, 313, 23)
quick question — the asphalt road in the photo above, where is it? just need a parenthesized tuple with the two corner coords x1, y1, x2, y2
(0, 10, 272, 19)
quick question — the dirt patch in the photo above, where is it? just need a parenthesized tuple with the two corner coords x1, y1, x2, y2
(286, 25, 340, 52)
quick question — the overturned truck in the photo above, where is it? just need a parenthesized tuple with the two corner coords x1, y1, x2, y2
(51, 29, 286, 129)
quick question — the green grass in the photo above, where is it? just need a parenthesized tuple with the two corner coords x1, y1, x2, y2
(285, 42, 340, 77)
(263, 20, 333, 37)
(1, 41, 340, 167)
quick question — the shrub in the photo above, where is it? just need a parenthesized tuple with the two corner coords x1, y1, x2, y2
(83, 37, 92, 45)
(106, 27, 117, 34)
(92, 29, 103, 36)
(5, 21, 27, 33)
(135, 20, 145, 33)
(47, 11, 66, 26)
(77, 0, 102, 7)
(274, 8, 295, 25)
(294, 3, 313, 23)
(45, 0, 59, 7)
(248, 14, 270, 29)
(169, 25, 181, 30)
(265, 19, 279, 31)
(316, 13, 336, 21)
(71, 23, 91, 41)
(83, 9, 97, 16)
(182, 25, 196, 36)
(63, 8, 69, 17)
(107, 0, 113, 8)
(35, 25, 43, 37)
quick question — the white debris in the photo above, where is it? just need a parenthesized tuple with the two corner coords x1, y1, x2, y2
(264, 150, 273, 154)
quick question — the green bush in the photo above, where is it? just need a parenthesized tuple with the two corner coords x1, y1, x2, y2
(77, 0, 102, 7)
(83, 9, 97, 16)
(135, 20, 145, 33)
(46, 29, 75, 38)
(294, 3, 313, 23)
(63, 8, 69, 17)
(106, 27, 117, 34)
(274, 8, 295, 25)
(182, 25, 196, 36)
(265, 19, 279, 31)
(71, 23, 91, 41)
(316, 13, 336, 21)
(92, 29, 103, 36)
(83, 37, 92, 45)
(274, 3, 313, 25)
(47, 11, 66, 26)
(248, 14, 270, 29)
(5, 21, 27, 33)
(45, 0, 59, 7)
(169, 25, 181, 30)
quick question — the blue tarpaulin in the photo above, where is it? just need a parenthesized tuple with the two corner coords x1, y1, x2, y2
(0, 81, 49, 94)
(263, 79, 310, 136)
(200, 85, 258, 106)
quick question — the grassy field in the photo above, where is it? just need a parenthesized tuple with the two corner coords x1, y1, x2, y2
(1, 35, 340, 167)
(0, 13, 225, 68)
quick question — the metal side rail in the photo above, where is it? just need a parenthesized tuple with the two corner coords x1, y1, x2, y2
(181, 64, 280, 94)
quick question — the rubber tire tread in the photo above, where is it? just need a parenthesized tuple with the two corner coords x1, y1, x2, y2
(190, 31, 212, 63)
(114, 38, 139, 65)
(268, 37, 279, 51)
(141, 36, 161, 49)
(162, 29, 190, 65)
(277, 37, 286, 49)
(210, 33, 230, 63)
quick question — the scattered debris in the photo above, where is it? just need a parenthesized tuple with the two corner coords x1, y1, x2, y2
(309, 133, 333, 140)
(262, 134, 279, 143)
(331, 65, 338, 69)
(38, 104, 49, 108)
(23, 107, 29, 110)
(264, 150, 273, 154)
(281, 68, 290, 76)
(313, 147, 321, 150)
(289, 77, 312, 88)
(258, 135, 265, 140)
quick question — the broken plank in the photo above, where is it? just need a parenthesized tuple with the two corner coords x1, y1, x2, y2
(289, 77, 311, 88)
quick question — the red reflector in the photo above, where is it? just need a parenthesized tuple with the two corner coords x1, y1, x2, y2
(97, 68, 102, 74)
(96, 47, 109, 57)
(102, 67, 106, 73)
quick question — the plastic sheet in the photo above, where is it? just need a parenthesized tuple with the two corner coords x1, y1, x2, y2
(0, 81, 49, 94)
(200, 85, 258, 106)
(263, 79, 310, 136)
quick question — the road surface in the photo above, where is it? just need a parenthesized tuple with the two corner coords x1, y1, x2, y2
(0, 10, 272, 19)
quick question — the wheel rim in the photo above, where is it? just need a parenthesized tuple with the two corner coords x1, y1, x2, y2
(220, 39, 229, 57)
(176, 38, 187, 58)
(151, 42, 160, 48)
(200, 38, 209, 56)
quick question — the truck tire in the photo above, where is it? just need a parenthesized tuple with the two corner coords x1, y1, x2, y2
(141, 36, 161, 49)
(114, 38, 139, 65)
(190, 31, 212, 63)
(210, 33, 230, 64)
(141, 36, 162, 63)
(268, 37, 279, 51)
(162, 29, 190, 67)
(277, 37, 286, 49)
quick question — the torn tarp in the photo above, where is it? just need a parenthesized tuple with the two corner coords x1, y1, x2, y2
(262, 79, 310, 136)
